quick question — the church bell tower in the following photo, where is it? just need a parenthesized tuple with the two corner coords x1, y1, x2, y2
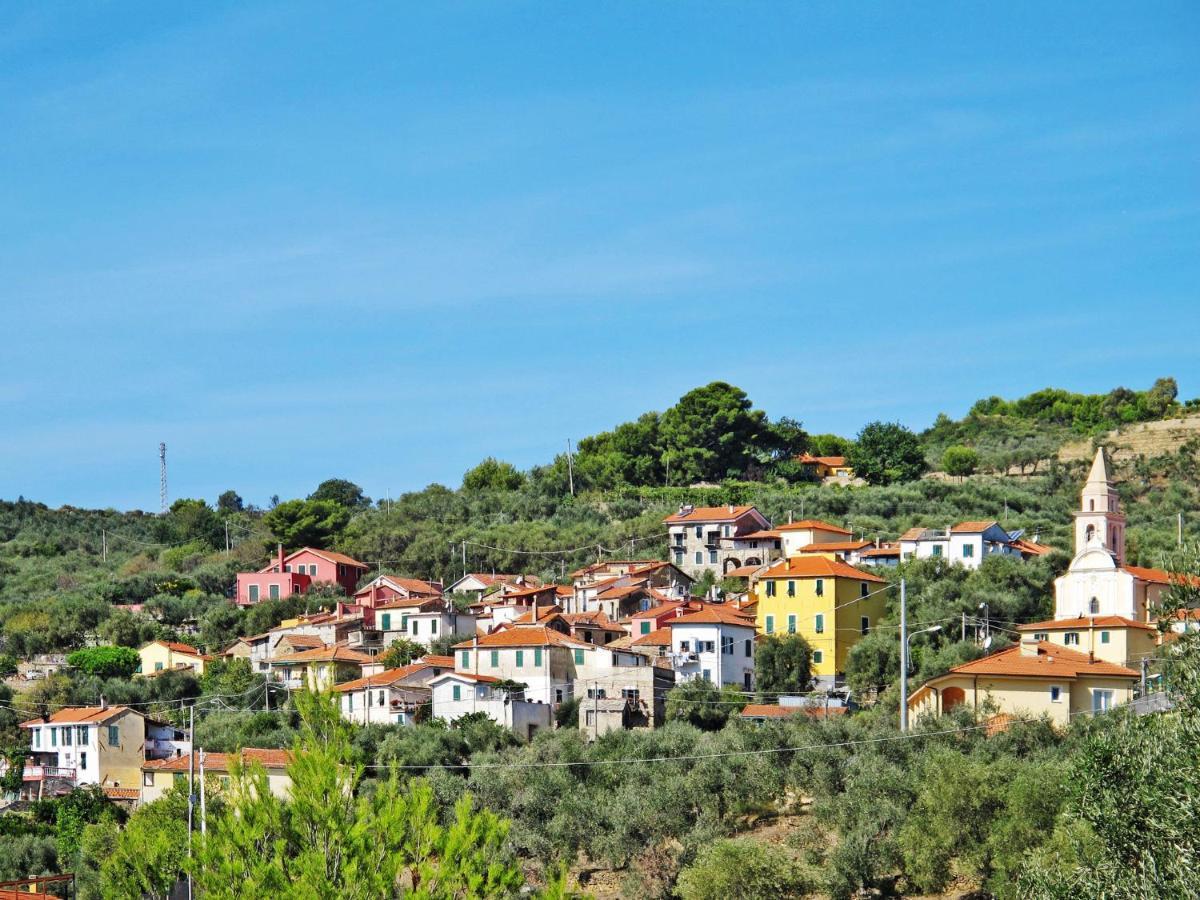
(1074, 447, 1126, 565)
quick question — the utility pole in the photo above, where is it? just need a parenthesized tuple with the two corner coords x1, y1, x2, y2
(593, 680, 599, 741)
(566, 439, 575, 496)
(159, 442, 168, 515)
(1179, 512, 1184, 547)
(899, 578, 908, 732)
(1141, 657, 1149, 697)
(187, 704, 195, 900)
(961, 611, 966, 642)
(461, 540, 467, 579)
(225, 520, 231, 553)
(102, 530, 107, 563)
(199, 748, 207, 835)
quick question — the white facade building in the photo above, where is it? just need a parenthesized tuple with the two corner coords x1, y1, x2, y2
(898, 521, 1023, 570)
(664, 607, 757, 690)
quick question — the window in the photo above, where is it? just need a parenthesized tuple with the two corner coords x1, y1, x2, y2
(640, 621, 651, 635)
(80, 752, 87, 770)
(963, 544, 975, 558)
(709, 549, 718, 564)
(1101, 631, 1110, 644)
(174, 772, 186, 786)
(1089, 597, 1100, 615)
(1092, 689, 1114, 713)
(814, 614, 824, 634)
(812, 650, 824, 664)
(744, 639, 752, 656)
(699, 640, 715, 653)
(534, 647, 543, 666)
(695, 551, 702, 565)
(574, 649, 585, 665)
(515, 650, 524, 667)
(309, 564, 318, 576)
(452, 685, 461, 701)
(787, 614, 796, 634)
(269, 584, 280, 600)
(63, 727, 72, 747)
(33, 729, 40, 748)
(765, 615, 775, 634)
(401, 615, 409, 633)
(143, 772, 154, 787)
(1034, 632, 1048, 641)
(674, 550, 684, 565)
(1050, 686, 1062, 702)
(860, 616, 869, 636)
(430, 620, 438, 635)
(860, 582, 869, 598)
(932, 545, 943, 557)
(723, 525, 731, 537)
(695, 526, 703, 539)
(77, 725, 88, 744)
(381, 613, 391, 631)
(248, 584, 259, 602)
(787, 580, 795, 597)
(347, 693, 354, 712)
(51, 728, 57, 747)
(765, 581, 776, 597)
(722, 636, 734, 655)
(490, 650, 499, 667)
(411, 620, 420, 635)
(284, 564, 292, 573)
(702, 669, 711, 681)
(155, 661, 164, 671)
(680, 641, 690, 652)
(814, 579, 824, 597)
(1085, 524, 1096, 542)
(378, 690, 385, 707)
(555, 689, 564, 703)
(1064, 633, 1080, 646)
(622, 688, 640, 701)
(460, 651, 470, 668)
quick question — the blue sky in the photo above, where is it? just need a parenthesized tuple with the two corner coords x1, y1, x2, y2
(1, 2, 1197, 510)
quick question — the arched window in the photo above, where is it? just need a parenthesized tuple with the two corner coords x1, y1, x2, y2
(1112, 528, 1119, 547)
(1085, 524, 1096, 543)
(1089, 597, 1100, 615)
(1089, 499, 1095, 511)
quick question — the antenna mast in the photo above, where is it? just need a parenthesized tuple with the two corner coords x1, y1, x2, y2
(159, 442, 168, 514)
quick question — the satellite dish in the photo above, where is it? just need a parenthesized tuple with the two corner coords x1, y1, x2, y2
(983, 636, 993, 650)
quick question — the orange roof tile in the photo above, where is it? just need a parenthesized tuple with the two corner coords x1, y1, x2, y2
(859, 545, 900, 558)
(103, 787, 140, 800)
(797, 540, 874, 552)
(421, 655, 456, 667)
(332, 663, 437, 692)
(151, 640, 204, 656)
(666, 606, 757, 627)
(796, 454, 848, 468)
(950, 520, 1001, 534)
(433, 671, 503, 684)
(934, 641, 1139, 680)
(452, 625, 590, 650)
(269, 645, 375, 665)
(20, 706, 131, 727)
(725, 529, 780, 541)
(375, 596, 443, 611)
(760, 556, 887, 583)
(775, 519, 852, 535)
(286, 548, 368, 569)
(1011, 538, 1054, 556)
(1123, 565, 1200, 587)
(144, 748, 292, 772)
(631, 628, 673, 647)
(663, 505, 759, 524)
(1017, 615, 1157, 633)
(632, 601, 690, 619)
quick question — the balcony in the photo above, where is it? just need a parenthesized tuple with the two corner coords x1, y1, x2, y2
(21, 765, 77, 783)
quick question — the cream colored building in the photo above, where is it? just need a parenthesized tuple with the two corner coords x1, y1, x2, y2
(1017, 615, 1159, 668)
(137, 640, 211, 676)
(908, 636, 1139, 727)
(141, 749, 292, 804)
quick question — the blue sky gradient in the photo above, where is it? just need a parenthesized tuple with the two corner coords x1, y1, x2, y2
(1, 3, 1197, 509)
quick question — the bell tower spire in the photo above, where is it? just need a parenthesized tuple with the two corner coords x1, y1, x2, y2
(1074, 447, 1126, 564)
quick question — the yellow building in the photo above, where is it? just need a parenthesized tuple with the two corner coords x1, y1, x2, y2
(752, 556, 887, 681)
(141, 748, 292, 804)
(1016, 615, 1159, 669)
(908, 637, 1140, 727)
(137, 640, 211, 676)
(268, 644, 378, 690)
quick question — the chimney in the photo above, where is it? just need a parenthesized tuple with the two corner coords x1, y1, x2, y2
(532, 597, 539, 623)
(1019, 636, 1040, 657)
(277, 543, 286, 572)
(1089, 650, 1095, 663)
(100, 695, 108, 710)
(728, 504, 734, 514)
(788, 510, 794, 524)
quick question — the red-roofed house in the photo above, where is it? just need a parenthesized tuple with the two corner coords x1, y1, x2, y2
(1017, 615, 1159, 668)
(333, 656, 456, 725)
(663, 504, 773, 577)
(663, 604, 758, 689)
(908, 637, 1139, 726)
(775, 519, 853, 558)
(236, 546, 368, 606)
(141, 749, 292, 804)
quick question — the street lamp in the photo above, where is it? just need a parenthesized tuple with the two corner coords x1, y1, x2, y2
(906, 625, 943, 668)
(899, 592, 943, 733)
(978, 602, 989, 643)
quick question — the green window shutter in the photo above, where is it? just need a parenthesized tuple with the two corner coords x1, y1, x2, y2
(640, 621, 651, 634)
(452, 685, 461, 701)
(460, 651, 470, 668)
(490, 650, 499, 667)
(381, 613, 391, 631)
(765, 615, 774, 634)
(515, 650, 524, 667)
(813, 650, 823, 664)
(574, 649, 584, 665)
(401, 616, 409, 632)
(534, 647, 543, 666)
(787, 615, 796, 634)
(1101, 631, 1110, 644)
(815, 614, 824, 634)
(107, 725, 119, 746)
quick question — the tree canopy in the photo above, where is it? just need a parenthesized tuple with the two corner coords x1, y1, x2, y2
(848, 421, 927, 486)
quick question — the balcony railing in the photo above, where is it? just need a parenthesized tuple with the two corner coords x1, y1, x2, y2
(21, 765, 77, 782)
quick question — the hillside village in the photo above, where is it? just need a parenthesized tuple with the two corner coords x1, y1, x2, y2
(1, 382, 1199, 897)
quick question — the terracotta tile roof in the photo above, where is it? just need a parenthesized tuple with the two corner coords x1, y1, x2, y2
(287, 548, 368, 569)
(275, 634, 325, 650)
(597, 583, 650, 600)
(20, 706, 131, 727)
(452, 625, 590, 650)
(950, 520, 1001, 534)
(501, 584, 560, 601)
(1123, 565, 1200, 587)
(631, 628, 673, 647)
(796, 454, 848, 468)
(798, 540, 874, 552)
(899, 527, 928, 541)
(570, 560, 662, 578)
(555, 585, 574, 597)
(860, 545, 900, 558)
(725, 529, 780, 541)
(561, 610, 613, 627)
(1017, 615, 1157, 633)
(357, 575, 442, 597)
(666, 606, 757, 627)
(510, 605, 564, 625)
(1011, 538, 1054, 556)
(332, 663, 436, 692)
(775, 519, 852, 535)
(433, 671, 502, 684)
(760, 556, 887, 583)
(149, 640, 204, 656)
(723, 565, 767, 579)
(421, 655, 456, 667)
(740, 703, 847, 719)
(144, 748, 292, 772)
(103, 787, 140, 800)
(632, 601, 690, 619)
(269, 645, 375, 665)
(935, 641, 1139, 679)
(663, 505, 758, 524)
(375, 597, 444, 612)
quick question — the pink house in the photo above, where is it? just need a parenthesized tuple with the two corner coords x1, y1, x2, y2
(235, 546, 369, 606)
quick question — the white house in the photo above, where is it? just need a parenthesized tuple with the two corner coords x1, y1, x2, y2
(897, 521, 1024, 569)
(664, 605, 758, 690)
(428, 671, 552, 740)
(333, 657, 454, 726)
(376, 597, 476, 649)
(663, 505, 774, 577)
(14, 706, 187, 800)
(776, 520, 854, 559)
